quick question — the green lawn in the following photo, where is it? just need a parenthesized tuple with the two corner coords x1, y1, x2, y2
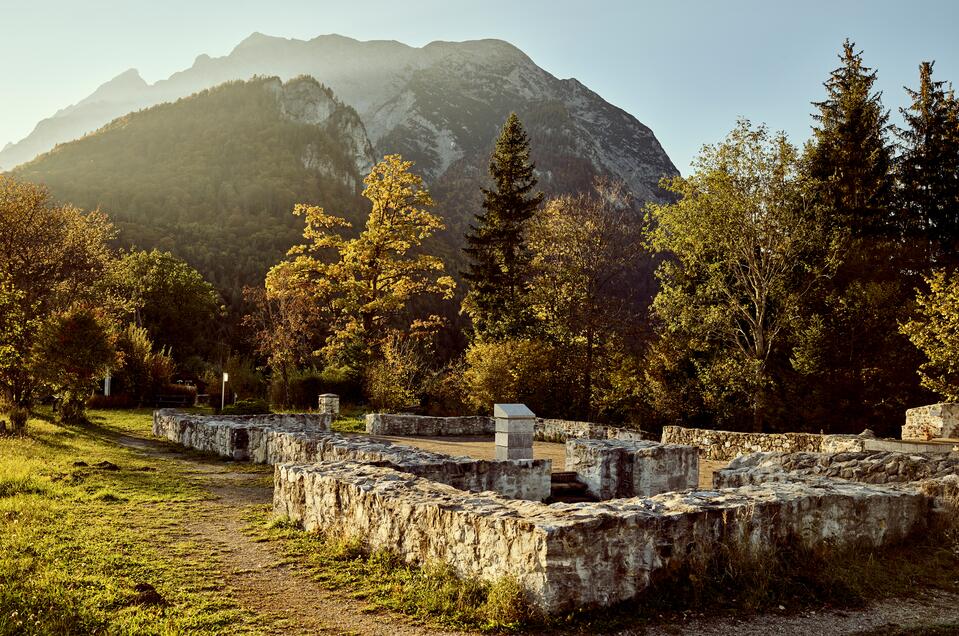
(0, 409, 260, 635)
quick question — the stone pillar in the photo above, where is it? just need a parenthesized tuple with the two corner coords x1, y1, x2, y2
(494, 403, 534, 460)
(318, 394, 340, 417)
(903, 403, 959, 440)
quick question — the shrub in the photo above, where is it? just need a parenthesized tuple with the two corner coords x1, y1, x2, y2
(365, 335, 427, 411)
(462, 338, 567, 416)
(221, 398, 270, 415)
(0, 406, 29, 435)
(268, 366, 364, 410)
(86, 394, 135, 409)
(421, 363, 471, 416)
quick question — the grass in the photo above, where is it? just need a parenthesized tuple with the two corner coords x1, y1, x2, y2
(244, 510, 530, 631)
(0, 408, 261, 635)
(4, 407, 959, 634)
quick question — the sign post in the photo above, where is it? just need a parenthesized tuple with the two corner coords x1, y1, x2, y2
(221, 372, 229, 411)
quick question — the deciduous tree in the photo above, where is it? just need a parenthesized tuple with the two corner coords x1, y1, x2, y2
(647, 121, 840, 431)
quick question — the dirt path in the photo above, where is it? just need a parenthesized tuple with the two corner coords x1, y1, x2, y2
(114, 433, 463, 636)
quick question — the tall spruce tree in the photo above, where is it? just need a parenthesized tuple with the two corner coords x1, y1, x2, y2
(805, 39, 894, 238)
(897, 61, 959, 270)
(462, 113, 544, 340)
(792, 41, 926, 434)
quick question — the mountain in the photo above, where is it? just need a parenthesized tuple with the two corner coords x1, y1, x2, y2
(14, 76, 374, 293)
(8, 33, 678, 300)
(1, 34, 677, 197)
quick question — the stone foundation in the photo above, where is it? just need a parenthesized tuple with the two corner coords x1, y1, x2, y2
(153, 409, 550, 501)
(274, 460, 929, 613)
(904, 403, 959, 441)
(715, 450, 959, 488)
(364, 412, 650, 442)
(365, 413, 495, 436)
(565, 439, 698, 499)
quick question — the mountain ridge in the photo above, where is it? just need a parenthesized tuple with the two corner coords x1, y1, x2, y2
(1, 33, 677, 204)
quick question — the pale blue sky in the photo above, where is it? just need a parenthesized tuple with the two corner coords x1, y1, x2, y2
(2, 0, 958, 171)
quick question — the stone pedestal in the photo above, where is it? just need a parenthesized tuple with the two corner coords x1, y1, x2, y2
(566, 439, 699, 499)
(494, 403, 535, 461)
(318, 393, 339, 417)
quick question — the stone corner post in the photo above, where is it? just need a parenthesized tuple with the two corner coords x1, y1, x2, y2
(494, 403, 535, 461)
(318, 393, 340, 417)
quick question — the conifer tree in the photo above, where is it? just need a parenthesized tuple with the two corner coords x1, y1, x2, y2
(805, 39, 894, 237)
(462, 113, 544, 340)
(897, 61, 959, 269)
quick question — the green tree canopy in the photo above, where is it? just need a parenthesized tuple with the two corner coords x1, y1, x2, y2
(901, 270, 959, 401)
(31, 307, 116, 424)
(112, 249, 223, 363)
(647, 120, 840, 431)
(0, 176, 114, 407)
(462, 113, 544, 340)
(267, 154, 455, 377)
(896, 61, 959, 269)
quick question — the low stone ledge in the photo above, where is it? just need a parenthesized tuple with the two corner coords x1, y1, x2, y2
(714, 450, 959, 489)
(565, 439, 698, 499)
(274, 460, 929, 613)
(662, 426, 825, 461)
(363, 413, 651, 443)
(365, 413, 495, 436)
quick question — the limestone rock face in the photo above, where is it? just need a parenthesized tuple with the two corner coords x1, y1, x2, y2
(0, 34, 677, 207)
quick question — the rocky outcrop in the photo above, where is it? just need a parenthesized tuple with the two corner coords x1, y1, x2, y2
(273, 460, 929, 613)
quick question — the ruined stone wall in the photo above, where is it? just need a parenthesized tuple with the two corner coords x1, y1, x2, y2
(903, 403, 959, 441)
(565, 439, 698, 499)
(274, 460, 929, 613)
(363, 412, 650, 443)
(365, 414, 495, 436)
(715, 450, 959, 488)
(535, 419, 650, 443)
(661, 426, 826, 461)
(153, 409, 550, 501)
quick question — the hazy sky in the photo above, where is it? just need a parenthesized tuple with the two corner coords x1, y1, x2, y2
(3, 0, 958, 172)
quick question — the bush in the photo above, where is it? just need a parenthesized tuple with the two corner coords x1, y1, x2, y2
(421, 363, 471, 416)
(462, 338, 569, 416)
(365, 336, 426, 411)
(268, 366, 364, 410)
(86, 394, 135, 409)
(0, 406, 29, 435)
(221, 398, 270, 415)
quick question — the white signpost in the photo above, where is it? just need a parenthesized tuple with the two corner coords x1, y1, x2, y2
(221, 372, 229, 411)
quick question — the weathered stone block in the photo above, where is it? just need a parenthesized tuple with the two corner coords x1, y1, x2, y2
(364, 413, 494, 436)
(496, 432, 534, 448)
(496, 446, 534, 460)
(903, 403, 959, 441)
(565, 439, 698, 499)
(317, 393, 339, 416)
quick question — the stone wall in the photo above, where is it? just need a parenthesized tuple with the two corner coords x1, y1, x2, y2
(274, 460, 929, 613)
(661, 426, 827, 461)
(365, 414, 495, 436)
(715, 450, 959, 488)
(535, 418, 650, 443)
(364, 412, 650, 443)
(153, 409, 550, 501)
(903, 403, 959, 441)
(564, 439, 698, 499)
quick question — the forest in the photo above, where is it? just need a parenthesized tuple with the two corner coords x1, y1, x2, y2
(2, 40, 959, 439)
